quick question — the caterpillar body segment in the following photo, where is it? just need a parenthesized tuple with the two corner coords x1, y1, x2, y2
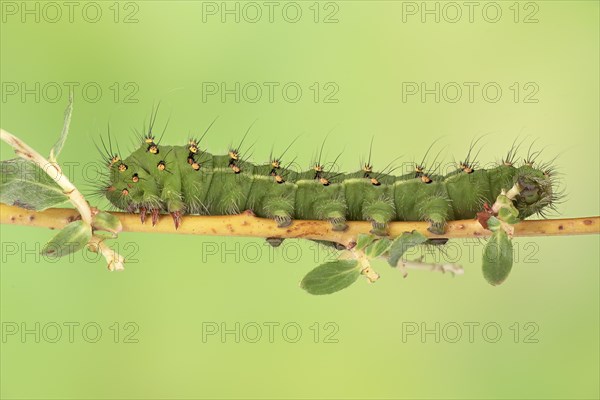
(246, 172, 296, 228)
(444, 169, 490, 220)
(295, 179, 348, 231)
(393, 177, 453, 234)
(343, 175, 396, 235)
(179, 150, 214, 215)
(204, 154, 254, 215)
(103, 138, 556, 234)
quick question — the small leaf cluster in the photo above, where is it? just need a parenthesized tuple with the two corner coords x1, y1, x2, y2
(300, 231, 428, 295)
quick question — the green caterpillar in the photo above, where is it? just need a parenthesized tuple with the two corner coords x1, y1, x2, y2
(100, 118, 558, 237)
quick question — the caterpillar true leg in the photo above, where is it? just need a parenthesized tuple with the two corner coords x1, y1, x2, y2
(139, 206, 147, 224)
(150, 208, 160, 226)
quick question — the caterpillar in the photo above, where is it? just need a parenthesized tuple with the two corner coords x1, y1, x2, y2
(98, 116, 558, 237)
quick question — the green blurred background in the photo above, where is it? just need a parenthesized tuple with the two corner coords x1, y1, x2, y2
(1, 1, 599, 399)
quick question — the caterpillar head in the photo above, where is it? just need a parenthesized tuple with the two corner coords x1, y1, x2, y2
(513, 164, 558, 218)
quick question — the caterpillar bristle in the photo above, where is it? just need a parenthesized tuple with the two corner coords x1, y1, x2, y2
(460, 133, 489, 172)
(503, 136, 528, 165)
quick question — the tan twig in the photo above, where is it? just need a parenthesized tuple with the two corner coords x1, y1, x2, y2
(87, 235, 125, 271)
(1, 204, 598, 247)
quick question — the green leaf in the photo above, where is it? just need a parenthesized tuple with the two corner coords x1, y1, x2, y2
(300, 260, 361, 295)
(387, 230, 428, 267)
(1, 158, 68, 210)
(49, 93, 73, 162)
(492, 193, 520, 225)
(92, 211, 123, 237)
(364, 238, 392, 258)
(486, 216, 502, 232)
(497, 206, 520, 225)
(355, 233, 377, 251)
(494, 194, 513, 209)
(41, 220, 92, 258)
(482, 230, 514, 286)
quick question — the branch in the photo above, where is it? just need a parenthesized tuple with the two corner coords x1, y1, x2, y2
(2, 204, 598, 247)
(87, 235, 125, 271)
(0, 128, 93, 225)
(1, 127, 123, 270)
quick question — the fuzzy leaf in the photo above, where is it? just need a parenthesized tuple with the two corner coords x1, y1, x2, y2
(482, 230, 514, 285)
(300, 260, 361, 295)
(355, 233, 377, 251)
(49, 92, 73, 162)
(387, 230, 428, 267)
(92, 211, 123, 237)
(364, 238, 392, 258)
(41, 220, 92, 258)
(1, 158, 68, 210)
